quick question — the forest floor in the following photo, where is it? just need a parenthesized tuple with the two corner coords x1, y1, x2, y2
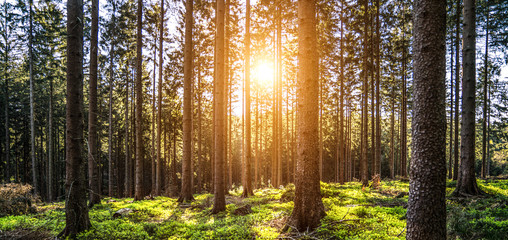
(0, 179, 507, 239)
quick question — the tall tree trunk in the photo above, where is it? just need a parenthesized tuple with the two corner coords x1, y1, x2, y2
(481, 8, 489, 179)
(48, 70, 53, 201)
(454, 0, 481, 196)
(212, 0, 226, 213)
(124, 65, 131, 197)
(448, 34, 454, 179)
(3, 7, 9, 183)
(155, 0, 164, 196)
(134, 0, 144, 201)
(179, 0, 194, 202)
(108, 31, 114, 198)
(407, 0, 447, 238)
(390, 93, 395, 179)
(338, 7, 345, 184)
(59, 0, 90, 236)
(277, 5, 283, 187)
(286, 0, 325, 231)
(453, 0, 461, 181)
(400, 3, 407, 178)
(374, 0, 381, 177)
(361, 0, 369, 187)
(241, 0, 253, 197)
(29, 0, 37, 195)
(151, 38, 156, 195)
(88, 0, 100, 206)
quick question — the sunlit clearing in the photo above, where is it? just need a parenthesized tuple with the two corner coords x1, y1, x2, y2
(253, 61, 274, 87)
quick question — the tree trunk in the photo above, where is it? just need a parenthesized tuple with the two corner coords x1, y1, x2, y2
(134, 0, 144, 201)
(285, 0, 325, 231)
(59, 0, 90, 236)
(212, 0, 226, 214)
(453, 0, 461, 181)
(29, 0, 37, 195)
(124, 65, 131, 197)
(400, 3, 407, 178)
(88, 0, 100, 206)
(481, 8, 489, 179)
(374, 0, 381, 178)
(361, 0, 369, 187)
(241, 0, 253, 197)
(407, 0, 447, 238)
(179, 0, 194, 202)
(155, 0, 164, 196)
(338, 7, 345, 184)
(448, 34, 454, 179)
(454, 0, 481, 196)
(108, 29, 114, 198)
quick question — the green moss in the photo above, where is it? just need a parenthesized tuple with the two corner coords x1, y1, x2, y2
(0, 179, 506, 239)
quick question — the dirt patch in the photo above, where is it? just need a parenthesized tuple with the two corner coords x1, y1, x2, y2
(0, 229, 52, 240)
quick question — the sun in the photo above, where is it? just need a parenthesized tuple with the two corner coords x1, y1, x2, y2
(252, 60, 274, 87)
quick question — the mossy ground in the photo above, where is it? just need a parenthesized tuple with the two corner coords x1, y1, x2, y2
(0, 179, 507, 239)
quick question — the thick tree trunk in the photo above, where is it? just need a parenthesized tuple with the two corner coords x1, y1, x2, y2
(60, 0, 90, 236)
(286, 0, 325, 231)
(179, 0, 194, 202)
(212, 0, 226, 214)
(454, 0, 482, 196)
(88, 0, 100, 206)
(134, 0, 144, 201)
(155, 0, 164, 196)
(241, 0, 253, 198)
(407, 0, 447, 238)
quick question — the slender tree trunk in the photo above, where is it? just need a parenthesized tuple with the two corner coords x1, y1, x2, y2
(60, 0, 90, 236)
(212, 0, 226, 213)
(88, 0, 100, 206)
(453, 0, 461, 181)
(3, 6, 9, 183)
(179, 0, 194, 202)
(400, 3, 407, 178)
(374, 0, 381, 177)
(48, 72, 53, 201)
(361, 0, 369, 187)
(29, 0, 37, 195)
(151, 38, 156, 196)
(481, 8, 489, 179)
(407, 0, 447, 238)
(454, 0, 481, 196)
(108, 30, 114, 198)
(390, 94, 395, 179)
(134, 0, 144, 201)
(338, 8, 345, 184)
(286, 0, 325, 231)
(124, 65, 131, 197)
(241, 0, 253, 197)
(277, 5, 283, 187)
(197, 63, 202, 193)
(155, 0, 164, 196)
(448, 34, 454, 179)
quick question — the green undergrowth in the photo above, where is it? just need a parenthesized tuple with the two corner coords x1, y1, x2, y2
(0, 179, 506, 239)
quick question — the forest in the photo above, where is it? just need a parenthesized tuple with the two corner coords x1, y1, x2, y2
(0, 0, 507, 239)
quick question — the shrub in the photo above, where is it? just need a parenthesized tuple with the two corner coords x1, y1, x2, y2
(0, 184, 37, 217)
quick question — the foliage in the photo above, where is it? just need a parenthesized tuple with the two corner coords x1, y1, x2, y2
(0, 184, 37, 217)
(0, 180, 507, 239)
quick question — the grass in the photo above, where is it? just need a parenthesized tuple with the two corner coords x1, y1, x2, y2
(0, 179, 507, 239)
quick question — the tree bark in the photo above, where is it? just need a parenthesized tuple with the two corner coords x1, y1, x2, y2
(88, 0, 100, 206)
(454, 0, 482, 196)
(155, 0, 164, 196)
(361, 0, 369, 187)
(134, 0, 144, 201)
(212, 0, 226, 214)
(481, 8, 489, 179)
(29, 0, 37, 196)
(407, 0, 447, 238)
(241, 0, 253, 197)
(179, 0, 194, 202)
(285, 0, 325, 231)
(453, 0, 461, 181)
(60, 0, 90, 236)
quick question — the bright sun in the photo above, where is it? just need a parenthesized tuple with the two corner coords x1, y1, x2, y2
(253, 61, 274, 87)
